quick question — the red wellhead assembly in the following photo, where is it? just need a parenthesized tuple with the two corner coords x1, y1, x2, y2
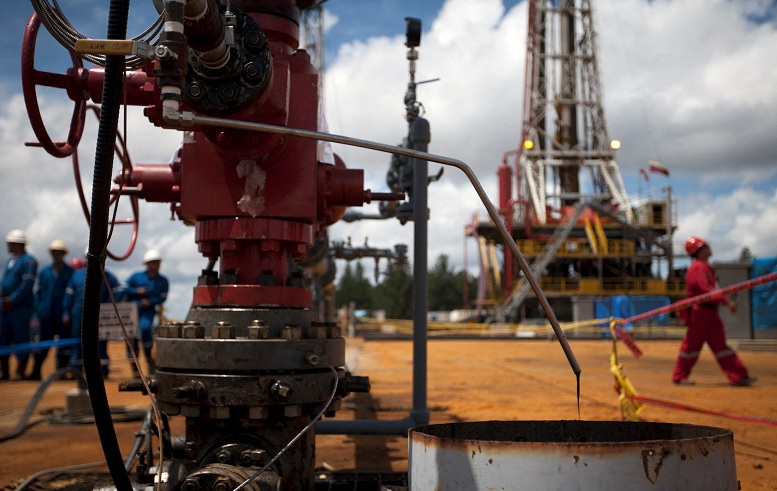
(21, 1, 390, 489)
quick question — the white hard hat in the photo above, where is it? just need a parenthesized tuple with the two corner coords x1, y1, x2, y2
(49, 239, 68, 253)
(143, 249, 162, 264)
(5, 229, 27, 244)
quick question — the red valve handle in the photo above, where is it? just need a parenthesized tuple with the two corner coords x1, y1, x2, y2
(72, 105, 140, 261)
(21, 12, 89, 158)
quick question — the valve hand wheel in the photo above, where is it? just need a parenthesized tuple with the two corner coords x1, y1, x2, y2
(21, 12, 89, 158)
(73, 105, 140, 261)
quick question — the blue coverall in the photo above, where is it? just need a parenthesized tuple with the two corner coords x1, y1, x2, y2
(1, 252, 37, 379)
(124, 270, 169, 373)
(34, 263, 75, 371)
(63, 268, 121, 377)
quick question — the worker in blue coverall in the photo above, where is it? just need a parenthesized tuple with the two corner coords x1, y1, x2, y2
(62, 249, 121, 378)
(1, 229, 38, 382)
(124, 249, 168, 377)
(30, 239, 75, 380)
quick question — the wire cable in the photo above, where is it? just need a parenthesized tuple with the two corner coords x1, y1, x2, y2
(30, 0, 164, 69)
(0, 367, 84, 443)
(12, 461, 107, 491)
(232, 365, 339, 491)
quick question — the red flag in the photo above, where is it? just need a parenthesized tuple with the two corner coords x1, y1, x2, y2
(639, 168, 649, 182)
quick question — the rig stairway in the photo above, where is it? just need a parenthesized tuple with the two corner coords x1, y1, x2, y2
(501, 201, 587, 321)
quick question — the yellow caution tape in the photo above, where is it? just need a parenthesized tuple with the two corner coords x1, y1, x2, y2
(609, 318, 644, 421)
(355, 316, 684, 338)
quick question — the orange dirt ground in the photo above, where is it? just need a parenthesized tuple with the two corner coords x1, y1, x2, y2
(1, 336, 776, 489)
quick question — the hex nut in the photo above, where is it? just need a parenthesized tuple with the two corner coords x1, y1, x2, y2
(161, 322, 183, 338)
(281, 324, 302, 340)
(212, 321, 235, 339)
(183, 321, 205, 339)
(249, 405, 269, 419)
(240, 449, 268, 467)
(284, 405, 302, 417)
(248, 321, 269, 339)
(307, 326, 327, 339)
(210, 405, 230, 419)
(328, 325, 342, 338)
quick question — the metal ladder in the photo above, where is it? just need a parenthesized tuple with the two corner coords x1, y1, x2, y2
(501, 201, 588, 320)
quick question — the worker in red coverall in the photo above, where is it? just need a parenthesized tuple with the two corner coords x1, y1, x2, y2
(672, 236, 756, 386)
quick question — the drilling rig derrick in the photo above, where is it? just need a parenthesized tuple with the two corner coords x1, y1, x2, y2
(471, 0, 678, 323)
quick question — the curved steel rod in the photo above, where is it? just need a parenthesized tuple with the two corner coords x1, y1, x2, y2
(185, 113, 581, 377)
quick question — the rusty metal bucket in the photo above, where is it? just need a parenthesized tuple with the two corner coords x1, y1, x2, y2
(408, 420, 737, 490)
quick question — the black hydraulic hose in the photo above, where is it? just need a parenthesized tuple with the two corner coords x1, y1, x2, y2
(0, 368, 84, 443)
(125, 406, 154, 469)
(80, 0, 133, 489)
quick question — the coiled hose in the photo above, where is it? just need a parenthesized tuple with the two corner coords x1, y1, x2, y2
(29, 0, 163, 69)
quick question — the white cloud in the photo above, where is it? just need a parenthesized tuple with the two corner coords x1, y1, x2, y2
(323, 9, 340, 34)
(597, 0, 777, 175)
(678, 187, 777, 261)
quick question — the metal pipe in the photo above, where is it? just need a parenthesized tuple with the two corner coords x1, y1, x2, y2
(180, 112, 581, 377)
(410, 116, 431, 426)
(368, 191, 405, 202)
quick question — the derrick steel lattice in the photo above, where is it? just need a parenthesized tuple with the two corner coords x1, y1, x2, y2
(518, 0, 631, 224)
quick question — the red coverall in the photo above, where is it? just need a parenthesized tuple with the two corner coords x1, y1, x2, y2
(672, 259, 750, 384)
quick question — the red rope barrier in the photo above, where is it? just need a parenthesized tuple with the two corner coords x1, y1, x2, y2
(621, 271, 777, 326)
(613, 271, 777, 357)
(630, 395, 777, 428)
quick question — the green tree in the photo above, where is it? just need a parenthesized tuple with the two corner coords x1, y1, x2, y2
(739, 247, 755, 263)
(374, 262, 413, 319)
(428, 254, 465, 311)
(335, 262, 374, 309)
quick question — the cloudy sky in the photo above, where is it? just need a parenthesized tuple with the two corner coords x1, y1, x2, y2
(1, 0, 776, 320)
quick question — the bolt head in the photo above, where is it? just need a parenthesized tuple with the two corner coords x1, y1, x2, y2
(219, 84, 238, 102)
(243, 62, 262, 84)
(213, 478, 231, 491)
(187, 83, 204, 101)
(181, 479, 200, 491)
(245, 32, 265, 53)
(216, 450, 232, 464)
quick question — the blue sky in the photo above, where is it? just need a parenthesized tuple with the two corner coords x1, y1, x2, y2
(323, 0, 521, 47)
(1, 0, 776, 319)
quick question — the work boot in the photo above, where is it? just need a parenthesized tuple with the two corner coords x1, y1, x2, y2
(147, 353, 156, 376)
(130, 363, 141, 379)
(14, 359, 29, 381)
(26, 352, 45, 381)
(0, 358, 9, 381)
(731, 376, 757, 387)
